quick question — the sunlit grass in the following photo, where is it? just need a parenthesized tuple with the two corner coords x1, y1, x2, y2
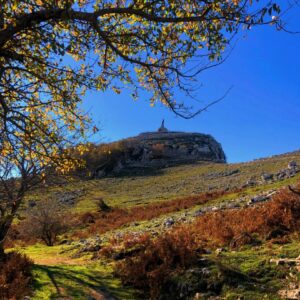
(203, 239, 300, 300)
(13, 243, 138, 300)
(22, 152, 300, 215)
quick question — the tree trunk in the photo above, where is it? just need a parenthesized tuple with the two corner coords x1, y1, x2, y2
(0, 217, 13, 259)
(0, 239, 6, 260)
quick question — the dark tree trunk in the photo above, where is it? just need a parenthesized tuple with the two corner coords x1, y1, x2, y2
(0, 239, 6, 260)
(0, 217, 13, 258)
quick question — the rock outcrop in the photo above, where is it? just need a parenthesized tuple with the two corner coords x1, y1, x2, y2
(95, 121, 226, 177)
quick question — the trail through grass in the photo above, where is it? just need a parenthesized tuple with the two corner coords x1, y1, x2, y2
(16, 244, 137, 300)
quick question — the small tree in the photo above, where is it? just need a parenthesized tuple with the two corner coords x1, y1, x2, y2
(0, 148, 43, 255)
(0, 138, 81, 254)
(96, 198, 111, 212)
(22, 198, 68, 246)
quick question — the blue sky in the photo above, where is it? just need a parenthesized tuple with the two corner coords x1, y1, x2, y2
(81, 3, 300, 163)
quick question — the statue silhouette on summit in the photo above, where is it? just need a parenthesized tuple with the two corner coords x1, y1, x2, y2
(158, 119, 168, 132)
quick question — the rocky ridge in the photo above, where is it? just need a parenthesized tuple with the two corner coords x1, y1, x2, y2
(95, 121, 226, 177)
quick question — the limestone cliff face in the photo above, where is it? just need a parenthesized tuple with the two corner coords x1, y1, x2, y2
(95, 124, 226, 177)
(125, 131, 226, 165)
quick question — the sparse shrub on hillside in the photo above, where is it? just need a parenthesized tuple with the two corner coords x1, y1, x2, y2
(0, 252, 33, 299)
(96, 198, 111, 212)
(4, 224, 23, 248)
(111, 184, 300, 298)
(115, 228, 202, 299)
(21, 198, 69, 246)
(72, 189, 235, 238)
(192, 186, 300, 247)
(80, 212, 96, 225)
(100, 232, 152, 260)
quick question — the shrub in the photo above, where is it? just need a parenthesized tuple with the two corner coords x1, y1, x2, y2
(0, 252, 33, 299)
(192, 186, 300, 247)
(115, 228, 202, 299)
(72, 188, 236, 239)
(80, 212, 96, 224)
(70, 141, 127, 177)
(96, 198, 111, 212)
(4, 225, 23, 248)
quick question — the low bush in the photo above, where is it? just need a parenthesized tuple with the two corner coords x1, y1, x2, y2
(115, 228, 202, 299)
(72, 188, 238, 238)
(191, 187, 300, 247)
(99, 232, 152, 260)
(0, 252, 33, 299)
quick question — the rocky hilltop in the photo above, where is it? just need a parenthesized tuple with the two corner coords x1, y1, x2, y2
(95, 121, 226, 177)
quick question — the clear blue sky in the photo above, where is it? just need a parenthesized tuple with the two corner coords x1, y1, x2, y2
(81, 3, 300, 163)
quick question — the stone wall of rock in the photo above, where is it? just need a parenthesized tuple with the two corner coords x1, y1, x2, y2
(125, 131, 226, 166)
(95, 130, 226, 177)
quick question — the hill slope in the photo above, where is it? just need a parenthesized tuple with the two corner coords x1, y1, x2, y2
(28, 150, 300, 210)
(10, 150, 300, 299)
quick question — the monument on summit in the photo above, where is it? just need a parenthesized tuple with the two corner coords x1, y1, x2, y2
(158, 120, 168, 133)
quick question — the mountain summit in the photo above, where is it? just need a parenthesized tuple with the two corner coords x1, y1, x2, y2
(95, 123, 226, 177)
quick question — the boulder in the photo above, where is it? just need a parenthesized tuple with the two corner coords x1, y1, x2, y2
(243, 178, 257, 188)
(194, 209, 204, 217)
(261, 173, 273, 182)
(164, 217, 175, 227)
(288, 161, 298, 170)
(54, 189, 85, 206)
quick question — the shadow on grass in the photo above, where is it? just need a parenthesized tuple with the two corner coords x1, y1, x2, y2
(206, 257, 285, 298)
(32, 264, 138, 300)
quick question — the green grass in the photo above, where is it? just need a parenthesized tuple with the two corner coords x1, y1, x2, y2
(31, 263, 137, 300)
(13, 243, 88, 264)
(206, 239, 300, 300)
(21, 240, 299, 300)
(23, 151, 300, 214)
(13, 244, 138, 300)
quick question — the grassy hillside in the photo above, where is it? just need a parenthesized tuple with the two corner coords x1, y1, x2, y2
(7, 150, 300, 299)
(26, 150, 300, 212)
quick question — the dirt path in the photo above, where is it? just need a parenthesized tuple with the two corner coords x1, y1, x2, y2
(34, 260, 117, 300)
(23, 247, 118, 300)
(32, 256, 87, 266)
